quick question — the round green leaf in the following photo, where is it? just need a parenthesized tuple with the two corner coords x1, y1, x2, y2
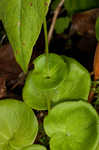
(32, 53, 67, 89)
(23, 144, 47, 150)
(23, 53, 67, 110)
(44, 101, 99, 150)
(0, 99, 38, 150)
(23, 53, 91, 110)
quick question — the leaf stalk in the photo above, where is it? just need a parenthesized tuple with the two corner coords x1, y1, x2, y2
(43, 18, 51, 113)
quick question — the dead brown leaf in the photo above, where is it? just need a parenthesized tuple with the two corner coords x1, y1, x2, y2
(71, 8, 99, 37)
(93, 42, 99, 80)
(88, 42, 99, 103)
(0, 77, 6, 98)
(0, 44, 22, 81)
(0, 44, 23, 98)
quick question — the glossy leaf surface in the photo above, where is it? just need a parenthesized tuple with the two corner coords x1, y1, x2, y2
(44, 101, 99, 150)
(64, 0, 99, 15)
(23, 144, 47, 150)
(0, 99, 38, 150)
(23, 53, 91, 110)
(0, 0, 50, 72)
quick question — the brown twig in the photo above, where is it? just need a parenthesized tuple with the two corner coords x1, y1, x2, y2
(48, 0, 64, 44)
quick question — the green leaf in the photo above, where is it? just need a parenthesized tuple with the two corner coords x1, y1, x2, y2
(55, 17, 71, 34)
(23, 53, 91, 110)
(61, 55, 91, 100)
(96, 17, 99, 41)
(22, 144, 47, 150)
(0, 99, 38, 150)
(23, 53, 67, 110)
(96, 144, 99, 150)
(64, 0, 99, 15)
(0, 0, 50, 72)
(44, 101, 99, 150)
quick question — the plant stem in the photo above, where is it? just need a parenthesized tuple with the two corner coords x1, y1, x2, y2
(43, 18, 49, 55)
(43, 17, 49, 70)
(43, 18, 51, 113)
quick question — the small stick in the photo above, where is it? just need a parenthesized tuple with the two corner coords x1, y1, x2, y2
(48, 0, 64, 44)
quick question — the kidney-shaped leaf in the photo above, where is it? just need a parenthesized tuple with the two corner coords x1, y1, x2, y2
(64, 0, 99, 15)
(0, 99, 38, 150)
(0, 0, 50, 72)
(23, 53, 91, 110)
(44, 101, 99, 150)
(23, 144, 47, 150)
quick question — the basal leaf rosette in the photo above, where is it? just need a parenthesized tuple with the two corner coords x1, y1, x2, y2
(23, 53, 91, 110)
(0, 99, 38, 150)
(44, 101, 99, 150)
(22, 144, 47, 150)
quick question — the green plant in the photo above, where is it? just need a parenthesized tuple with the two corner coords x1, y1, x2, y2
(23, 53, 91, 110)
(0, 0, 50, 72)
(0, 1, 99, 150)
(23, 145, 47, 150)
(44, 101, 99, 150)
(0, 99, 38, 150)
(55, 17, 71, 34)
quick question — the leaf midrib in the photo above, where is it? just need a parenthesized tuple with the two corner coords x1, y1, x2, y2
(19, 0, 26, 72)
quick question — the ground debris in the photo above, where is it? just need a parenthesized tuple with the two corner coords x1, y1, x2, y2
(0, 44, 22, 81)
(94, 42, 99, 80)
(0, 44, 23, 98)
(0, 77, 6, 98)
(71, 8, 99, 37)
